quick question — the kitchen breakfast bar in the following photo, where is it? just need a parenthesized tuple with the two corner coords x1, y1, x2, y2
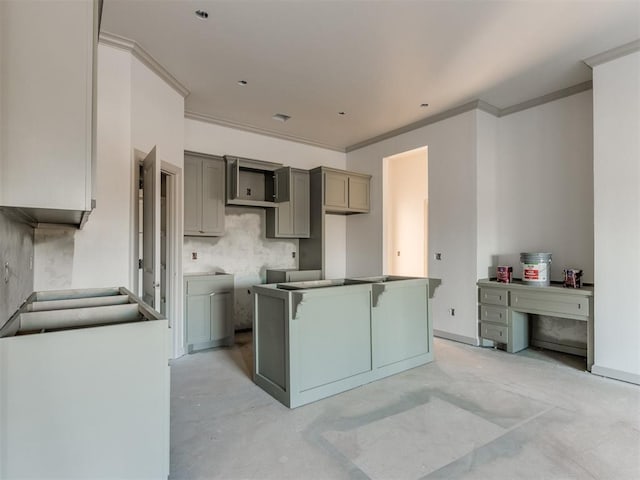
(252, 276, 441, 408)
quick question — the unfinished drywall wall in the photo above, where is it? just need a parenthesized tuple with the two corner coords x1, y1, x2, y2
(183, 207, 296, 329)
(0, 211, 33, 323)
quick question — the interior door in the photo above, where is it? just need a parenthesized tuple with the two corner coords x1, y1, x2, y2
(142, 147, 160, 309)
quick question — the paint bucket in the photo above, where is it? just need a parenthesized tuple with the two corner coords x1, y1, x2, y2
(520, 252, 552, 286)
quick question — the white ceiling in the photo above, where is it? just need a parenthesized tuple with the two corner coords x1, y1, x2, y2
(101, 0, 640, 152)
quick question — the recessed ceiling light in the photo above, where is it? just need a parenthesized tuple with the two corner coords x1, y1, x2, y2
(237, 80, 248, 86)
(195, 10, 209, 19)
(272, 113, 291, 122)
(338, 111, 346, 116)
(420, 103, 429, 107)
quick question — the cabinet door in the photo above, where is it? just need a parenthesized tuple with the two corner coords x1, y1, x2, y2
(292, 170, 310, 237)
(201, 158, 225, 235)
(274, 167, 291, 203)
(1, 0, 95, 211)
(276, 201, 294, 236)
(183, 156, 202, 235)
(210, 292, 232, 341)
(186, 295, 211, 345)
(324, 172, 348, 209)
(348, 176, 370, 211)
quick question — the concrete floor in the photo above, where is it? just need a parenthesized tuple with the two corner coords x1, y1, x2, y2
(170, 333, 640, 479)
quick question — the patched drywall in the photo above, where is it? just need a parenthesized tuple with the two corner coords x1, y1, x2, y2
(183, 207, 296, 329)
(33, 229, 75, 290)
(0, 211, 34, 323)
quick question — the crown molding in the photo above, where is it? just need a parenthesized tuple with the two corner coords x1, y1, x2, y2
(184, 111, 346, 152)
(99, 31, 190, 98)
(345, 100, 488, 152)
(498, 80, 593, 117)
(346, 81, 594, 152)
(584, 39, 640, 68)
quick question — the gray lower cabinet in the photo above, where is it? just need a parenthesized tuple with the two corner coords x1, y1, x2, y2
(477, 279, 594, 370)
(184, 151, 225, 236)
(265, 269, 322, 284)
(253, 276, 440, 408)
(266, 168, 310, 238)
(184, 273, 234, 352)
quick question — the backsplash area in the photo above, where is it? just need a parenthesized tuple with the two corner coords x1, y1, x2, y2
(0, 211, 34, 322)
(183, 207, 296, 329)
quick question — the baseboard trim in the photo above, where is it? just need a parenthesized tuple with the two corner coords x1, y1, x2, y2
(434, 330, 477, 346)
(591, 365, 640, 386)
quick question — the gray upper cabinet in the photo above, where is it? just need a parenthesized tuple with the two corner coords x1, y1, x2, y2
(184, 152, 225, 236)
(322, 168, 371, 214)
(225, 156, 288, 207)
(0, 0, 98, 228)
(266, 168, 310, 238)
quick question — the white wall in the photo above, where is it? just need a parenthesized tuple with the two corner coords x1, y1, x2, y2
(494, 91, 594, 282)
(347, 93, 595, 345)
(183, 119, 347, 328)
(34, 44, 133, 290)
(34, 43, 186, 354)
(347, 111, 479, 343)
(592, 50, 640, 384)
(476, 111, 499, 279)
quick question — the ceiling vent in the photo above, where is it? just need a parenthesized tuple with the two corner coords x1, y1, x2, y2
(272, 113, 291, 122)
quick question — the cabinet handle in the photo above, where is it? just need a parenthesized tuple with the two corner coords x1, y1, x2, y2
(273, 174, 278, 199)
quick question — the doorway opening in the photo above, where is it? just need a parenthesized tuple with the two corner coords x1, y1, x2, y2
(133, 148, 183, 356)
(383, 146, 429, 277)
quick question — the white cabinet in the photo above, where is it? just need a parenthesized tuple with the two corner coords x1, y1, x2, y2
(0, 0, 98, 227)
(184, 152, 225, 236)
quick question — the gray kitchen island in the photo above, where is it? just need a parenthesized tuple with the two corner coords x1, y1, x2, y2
(252, 276, 440, 408)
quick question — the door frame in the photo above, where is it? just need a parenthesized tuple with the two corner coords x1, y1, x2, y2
(131, 149, 184, 358)
(382, 146, 429, 276)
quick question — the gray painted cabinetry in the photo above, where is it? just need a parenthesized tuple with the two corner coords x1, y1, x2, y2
(265, 269, 322, 283)
(184, 152, 225, 236)
(299, 166, 372, 274)
(0, 0, 99, 227)
(184, 273, 234, 352)
(266, 168, 310, 238)
(225, 156, 289, 207)
(323, 167, 371, 213)
(477, 279, 594, 370)
(253, 276, 440, 408)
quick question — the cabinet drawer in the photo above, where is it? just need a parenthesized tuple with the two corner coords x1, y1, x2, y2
(479, 287, 508, 306)
(480, 322, 508, 344)
(511, 291, 589, 317)
(480, 305, 508, 325)
(185, 276, 233, 295)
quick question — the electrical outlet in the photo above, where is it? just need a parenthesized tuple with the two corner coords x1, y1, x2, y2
(435, 253, 442, 260)
(397, 251, 400, 256)
(449, 308, 455, 316)
(4, 262, 9, 283)
(192, 252, 198, 260)
(292, 251, 296, 258)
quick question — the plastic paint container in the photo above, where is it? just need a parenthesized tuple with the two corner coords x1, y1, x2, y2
(520, 252, 552, 286)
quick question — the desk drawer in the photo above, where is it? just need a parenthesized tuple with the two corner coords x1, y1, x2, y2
(480, 305, 508, 325)
(511, 291, 589, 318)
(479, 287, 508, 306)
(480, 322, 508, 344)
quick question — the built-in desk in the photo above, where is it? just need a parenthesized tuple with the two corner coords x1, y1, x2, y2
(477, 279, 594, 371)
